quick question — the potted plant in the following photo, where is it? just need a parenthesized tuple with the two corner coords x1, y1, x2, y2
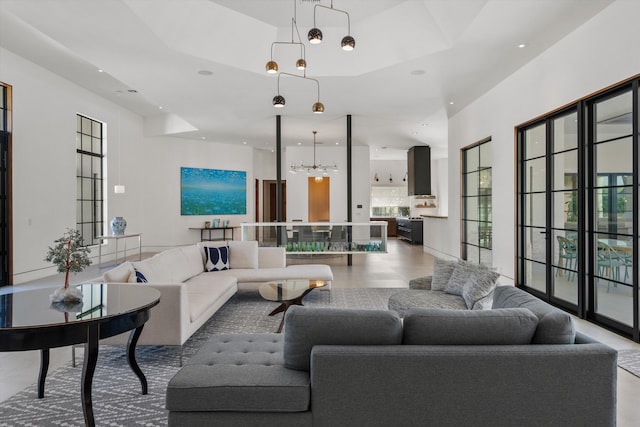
(45, 228, 91, 303)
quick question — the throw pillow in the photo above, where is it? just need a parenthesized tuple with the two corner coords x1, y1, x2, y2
(228, 241, 259, 269)
(103, 261, 134, 283)
(134, 269, 148, 283)
(431, 257, 458, 291)
(462, 268, 501, 309)
(402, 308, 539, 345)
(444, 261, 488, 296)
(205, 246, 230, 272)
(283, 306, 402, 371)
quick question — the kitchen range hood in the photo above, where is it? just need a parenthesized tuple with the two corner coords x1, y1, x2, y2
(407, 146, 431, 196)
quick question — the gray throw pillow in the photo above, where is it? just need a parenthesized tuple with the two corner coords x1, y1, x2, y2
(462, 269, 500, 309)
(431, 257, 458, 291)
(492, 286, 576, 344)
(445, 261, 489, 296)
(402, 307, 539, 345)
(283, 306, 402, 371)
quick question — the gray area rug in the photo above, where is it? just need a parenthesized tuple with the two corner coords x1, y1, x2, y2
(0, 288, 399, 427)
(617, 349, 640, 378)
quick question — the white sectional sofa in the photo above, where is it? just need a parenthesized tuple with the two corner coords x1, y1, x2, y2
(96, 240, 333, 346)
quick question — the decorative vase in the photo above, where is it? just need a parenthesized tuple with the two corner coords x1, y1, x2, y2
(111, 216, 127, 235)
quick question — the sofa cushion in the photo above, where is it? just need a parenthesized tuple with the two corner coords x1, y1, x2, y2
(444, 261, 489, 295)
(204, 246, 230, 271)
(402, 308, 539, 345)
(229, 241, 259, 269)
(180, 245, 206, 278)
(166, 333, 310, 413)
(431, 257, 458, 291)
(283, 306, 402, 371)
(103, 261, 134, 283)
(492, 286, 576, 344)
(184, 274, 237, 322)
(462, 268, 500, 309)
(258, 247, 286, 269)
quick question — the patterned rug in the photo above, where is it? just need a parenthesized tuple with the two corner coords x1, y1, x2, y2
(617, 349, 640, 378)
(0, 288, 400, 427)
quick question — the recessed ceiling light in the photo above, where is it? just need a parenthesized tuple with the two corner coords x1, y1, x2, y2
(97, 69, 104, 73)
(198, 70, 214, 76)
(518, 43, 527, 49)
(449, 101, 454, 105)
(201, 136, 206, 140)
(298, 142, 302, 145)
(159, 106, 163, 110)
(242, 141, 247, 145)
(335, 142, 339, 145)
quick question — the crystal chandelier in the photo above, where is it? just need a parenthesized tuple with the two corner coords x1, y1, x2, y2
(289, 131, 338, 177)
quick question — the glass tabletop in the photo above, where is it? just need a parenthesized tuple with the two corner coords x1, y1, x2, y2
(0, 283, 160, 329)
(259, 279, 327, 302)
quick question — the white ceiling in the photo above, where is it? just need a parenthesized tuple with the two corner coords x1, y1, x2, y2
(0, 0, 613, 160)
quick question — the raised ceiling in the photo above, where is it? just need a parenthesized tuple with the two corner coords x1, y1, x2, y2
(0, 0, 613, 159)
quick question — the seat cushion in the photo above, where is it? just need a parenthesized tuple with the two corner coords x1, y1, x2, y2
(492, 286, 576, 344)
(166, 333, 310, 413)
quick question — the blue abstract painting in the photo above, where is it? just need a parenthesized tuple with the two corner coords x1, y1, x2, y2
(180, 167, 246, 215)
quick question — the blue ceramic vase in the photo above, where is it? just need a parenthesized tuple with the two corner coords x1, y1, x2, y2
(111, 216, 127, 235)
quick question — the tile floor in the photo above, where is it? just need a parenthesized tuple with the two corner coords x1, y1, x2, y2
(1, 239, 639, 425)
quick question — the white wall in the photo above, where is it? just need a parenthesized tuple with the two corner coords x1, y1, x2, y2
(1, 47, 256, 283)
(438, 0, 640, 281)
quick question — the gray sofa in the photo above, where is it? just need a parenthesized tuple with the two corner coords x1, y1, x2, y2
(165, 286, 617, 426)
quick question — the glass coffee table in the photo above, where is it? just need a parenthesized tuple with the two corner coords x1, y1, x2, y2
(259, 279, 327, 332)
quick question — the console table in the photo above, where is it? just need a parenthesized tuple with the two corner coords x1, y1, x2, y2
(97, 233, 142, 267)
(189, 227, 235, 242)
(0, 283, 160, 427)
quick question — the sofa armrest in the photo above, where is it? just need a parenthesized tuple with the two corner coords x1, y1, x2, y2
(258, 247, 286, 268)
(310, 344, 616, 426)
(408, 276, 432, 290)
(101, 282, 190, 346)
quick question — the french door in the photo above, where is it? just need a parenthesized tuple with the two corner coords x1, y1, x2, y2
(0, 83, 9, 288)
(517, 78, 639, 341)
(0, 131, 8, 287)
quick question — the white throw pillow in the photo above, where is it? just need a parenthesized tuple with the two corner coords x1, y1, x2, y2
(103, 261, 134, 283)
(228, 241, 259, 269)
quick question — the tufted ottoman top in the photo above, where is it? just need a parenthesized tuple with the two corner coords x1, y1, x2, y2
(166, 333, 310, 413)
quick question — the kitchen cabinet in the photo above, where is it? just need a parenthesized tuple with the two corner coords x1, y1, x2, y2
(408, 146, 431, 196)
(371, 217, 397, 237)
(395, 217, 423, 244)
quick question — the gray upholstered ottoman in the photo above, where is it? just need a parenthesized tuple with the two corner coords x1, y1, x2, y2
(388, 290, 468, 317)
(166, 333, 312, 427)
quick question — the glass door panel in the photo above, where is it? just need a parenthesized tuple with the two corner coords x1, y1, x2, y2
(521, 124, 547, 293)
(592, 90, 634, 327)
(551, 112, 579, 304)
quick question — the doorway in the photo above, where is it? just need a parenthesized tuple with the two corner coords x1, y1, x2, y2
(308, 177, 330, 222)
(262, 180, 286, 241)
